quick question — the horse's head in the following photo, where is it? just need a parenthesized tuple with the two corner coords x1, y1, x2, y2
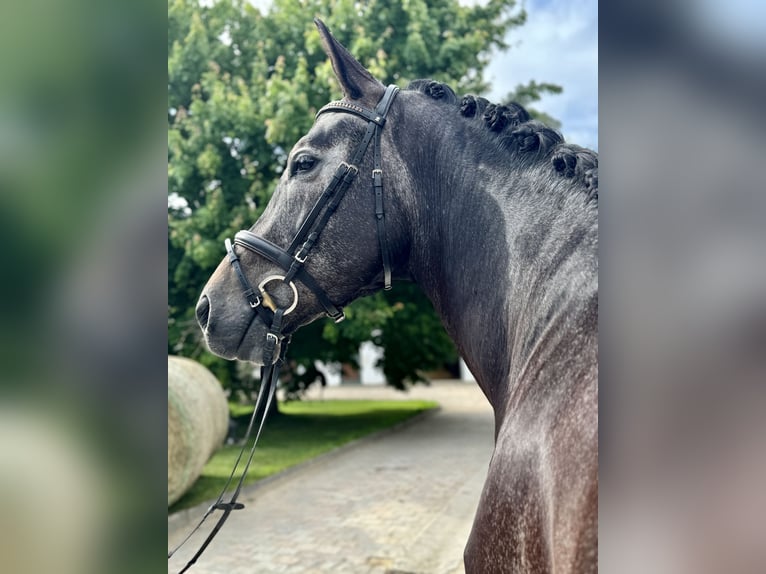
(197, 19, 410, 364)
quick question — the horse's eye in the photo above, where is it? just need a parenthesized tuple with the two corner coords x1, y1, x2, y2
(292, 154, 317, 175)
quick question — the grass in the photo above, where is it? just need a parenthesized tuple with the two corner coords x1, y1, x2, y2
(169, 399, 438, 513)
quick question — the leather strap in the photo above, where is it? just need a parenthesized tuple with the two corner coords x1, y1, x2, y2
(370, 86, 398, 289)
(286, 162, 352, 254)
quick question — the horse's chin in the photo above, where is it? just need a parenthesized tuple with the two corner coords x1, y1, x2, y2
(234, 333, 283, 367)
(234, 345, 268, 366)
(202, 320, 279, 366)
(205, 337, 277, 367)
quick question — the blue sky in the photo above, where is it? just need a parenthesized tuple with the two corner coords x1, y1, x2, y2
(484, 0, 598, 150)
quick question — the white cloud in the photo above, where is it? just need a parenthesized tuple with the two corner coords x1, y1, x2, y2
(485, 0, 598, 150)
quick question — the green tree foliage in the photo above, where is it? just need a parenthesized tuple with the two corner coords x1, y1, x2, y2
(168, 0, 558, 395)
(502, 80, 563, 128)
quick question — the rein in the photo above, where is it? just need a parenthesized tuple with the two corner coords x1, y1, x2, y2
(168, 84, 399, 572)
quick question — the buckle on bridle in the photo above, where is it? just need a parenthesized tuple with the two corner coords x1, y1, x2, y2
(340, 161, 358, 175)
(294, 251, 308, 264)
(266, 333, 279, 344)
(249, 296, 262, 309)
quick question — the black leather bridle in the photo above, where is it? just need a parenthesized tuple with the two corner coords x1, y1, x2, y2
(230, 83, 400, 327)
(168, 84, 399, 573)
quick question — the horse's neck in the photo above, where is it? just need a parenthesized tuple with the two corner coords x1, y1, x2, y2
(403, 140, 598, 417)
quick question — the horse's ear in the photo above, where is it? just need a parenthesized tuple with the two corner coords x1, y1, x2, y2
(314, 18, 384, 102)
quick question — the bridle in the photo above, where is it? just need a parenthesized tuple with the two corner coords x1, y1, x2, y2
(229, 83, 399, 328)
(168, 84, 399, 572)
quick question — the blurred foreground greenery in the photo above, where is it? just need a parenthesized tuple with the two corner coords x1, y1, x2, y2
(170, 399, 437, 511)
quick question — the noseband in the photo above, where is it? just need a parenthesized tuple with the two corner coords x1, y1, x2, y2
(169, 85, 399, 573)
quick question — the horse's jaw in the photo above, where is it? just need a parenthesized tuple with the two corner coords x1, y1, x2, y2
(199, 307, 281, 367)
(204, 331, 283, 367)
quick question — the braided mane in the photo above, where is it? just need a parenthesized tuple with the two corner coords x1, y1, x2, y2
(406, 80, 598, 202)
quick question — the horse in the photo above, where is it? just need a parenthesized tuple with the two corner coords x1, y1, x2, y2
(197, 19, 597, 574)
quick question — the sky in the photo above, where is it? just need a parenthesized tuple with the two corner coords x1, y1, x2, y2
(484, 0, 598, 150)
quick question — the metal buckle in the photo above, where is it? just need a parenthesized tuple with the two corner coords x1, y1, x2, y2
(249, 296, 262, 309)
(340, 162, 358, 175)
(266, 333, 279, 344)
(372, 168, 382, 178)
(334, 311, 346, 324)
(294, 251, 308, 264)
(225, 237, 239, 261)
(258, 275, 299, 315)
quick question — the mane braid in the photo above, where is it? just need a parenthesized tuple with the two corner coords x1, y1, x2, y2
(406, 79, 599, 203)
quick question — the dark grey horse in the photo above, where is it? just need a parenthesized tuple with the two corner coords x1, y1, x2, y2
(198, 20, 597, 574)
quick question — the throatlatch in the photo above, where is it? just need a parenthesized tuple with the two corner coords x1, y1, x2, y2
(168, 85, 399, 573)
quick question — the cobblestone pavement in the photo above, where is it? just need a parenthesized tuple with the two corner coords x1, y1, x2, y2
(168, 381, 495, 574)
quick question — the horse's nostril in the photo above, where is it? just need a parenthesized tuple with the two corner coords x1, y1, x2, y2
(196, 295, 210, 330)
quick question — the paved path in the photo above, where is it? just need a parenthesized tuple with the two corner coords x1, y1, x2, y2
(168, 381, 495, 574)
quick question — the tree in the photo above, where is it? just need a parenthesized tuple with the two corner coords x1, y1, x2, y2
(502, 80, 563, 128)
(168, 0, 559, 398)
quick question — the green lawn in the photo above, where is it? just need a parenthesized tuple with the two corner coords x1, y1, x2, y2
(170, 399, 438, 513)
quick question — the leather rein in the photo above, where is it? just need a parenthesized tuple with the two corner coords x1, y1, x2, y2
(168, 84, 399, 572)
